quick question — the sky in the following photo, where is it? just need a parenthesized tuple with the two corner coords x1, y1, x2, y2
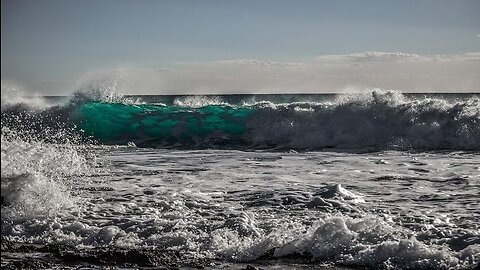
(1, 0, 479, 95)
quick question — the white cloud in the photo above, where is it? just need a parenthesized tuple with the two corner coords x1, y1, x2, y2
(315, 51, 426, 62)
(18, 52, 480, 95)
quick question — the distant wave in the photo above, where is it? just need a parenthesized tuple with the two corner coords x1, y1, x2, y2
(1, 90, 479, 151)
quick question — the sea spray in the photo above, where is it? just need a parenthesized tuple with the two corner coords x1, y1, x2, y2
(0, 127, 93, 218)
(1, 83, 96, 218)
(1, 81, 48, 109)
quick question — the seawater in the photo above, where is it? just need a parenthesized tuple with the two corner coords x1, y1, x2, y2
(1, 90, 479, 269)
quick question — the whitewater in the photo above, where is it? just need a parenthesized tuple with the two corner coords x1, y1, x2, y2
(1, 88, 479, 269)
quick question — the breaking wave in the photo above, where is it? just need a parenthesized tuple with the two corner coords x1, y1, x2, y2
(4, 89, 478, 151)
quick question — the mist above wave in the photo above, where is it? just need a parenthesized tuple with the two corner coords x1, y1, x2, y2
(1, 81, 50, 110)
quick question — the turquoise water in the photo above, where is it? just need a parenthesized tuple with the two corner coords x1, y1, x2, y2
(73, 102, 254, 147)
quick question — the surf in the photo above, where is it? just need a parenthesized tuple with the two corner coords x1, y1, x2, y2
(2, 89, 479, 151)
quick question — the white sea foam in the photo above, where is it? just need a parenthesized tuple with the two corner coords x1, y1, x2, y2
(211, 214, 479, 269)
(173, 95, 230, 107)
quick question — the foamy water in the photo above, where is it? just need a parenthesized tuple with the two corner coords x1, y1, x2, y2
(1, 89, 479, 269)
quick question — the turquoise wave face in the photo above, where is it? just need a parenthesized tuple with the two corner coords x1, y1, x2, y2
(72, 102, 255, 147)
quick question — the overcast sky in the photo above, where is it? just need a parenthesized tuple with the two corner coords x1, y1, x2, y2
(1, 0, 479, 95)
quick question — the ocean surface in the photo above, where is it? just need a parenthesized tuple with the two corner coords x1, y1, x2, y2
(1, 90, 480, 269)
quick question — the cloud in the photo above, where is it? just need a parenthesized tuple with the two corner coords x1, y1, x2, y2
(15, 51, 480, 95)
(315, 51, 480, 62)
(315, 51, 427, 62)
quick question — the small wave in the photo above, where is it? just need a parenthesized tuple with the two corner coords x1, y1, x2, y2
(314, 184, 365, 203)
(306, 184, 365, 211)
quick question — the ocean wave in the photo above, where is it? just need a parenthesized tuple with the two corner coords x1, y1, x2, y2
(73, 91, 480, 151)
(2, 90, 479, 151)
